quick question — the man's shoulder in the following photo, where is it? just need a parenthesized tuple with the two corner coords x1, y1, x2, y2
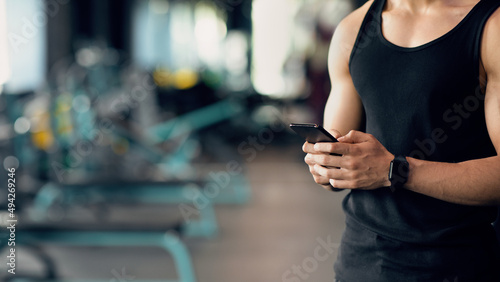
(482, 1, 500, 34)
(334, 1, 374, 48)
(481, 3, 500, 77)
(481, 4, 500, 53)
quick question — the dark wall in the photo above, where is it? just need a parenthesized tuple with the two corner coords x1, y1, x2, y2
(46, 0, 133, 69)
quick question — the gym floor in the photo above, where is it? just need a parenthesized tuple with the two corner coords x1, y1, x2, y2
(7, 142, 347, 281)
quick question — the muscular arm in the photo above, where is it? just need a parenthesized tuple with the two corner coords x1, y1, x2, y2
(404, 9, 500, 206)
(322, 3, 369, 135)
(303, 3, 370, 190)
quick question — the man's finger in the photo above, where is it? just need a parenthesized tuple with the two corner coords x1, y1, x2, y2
(314, 164, 347, 180)
(313, 142, 350, 155)
(313, 174, 331, 185)
(311, 154, 343, 167)
(329, 179, 356, 189)
(302, 141, 316, 153)
(304, 154, 313, 165)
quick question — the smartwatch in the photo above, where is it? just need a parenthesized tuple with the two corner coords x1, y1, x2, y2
(388, 155, 409, 192)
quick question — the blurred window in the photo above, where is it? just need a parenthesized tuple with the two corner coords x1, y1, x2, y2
(3, 0, 46, 94)
(0, 0, 9, 87)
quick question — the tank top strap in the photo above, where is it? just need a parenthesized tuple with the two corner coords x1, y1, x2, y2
(470, 0, 500, 24)
(349, 0, 386, 68)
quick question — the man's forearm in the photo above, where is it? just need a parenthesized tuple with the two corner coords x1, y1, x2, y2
(405, 156, 500, 206)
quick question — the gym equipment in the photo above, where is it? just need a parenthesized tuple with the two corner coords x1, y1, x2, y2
(9, 231, 196, 282)
(30, 181, 217, 238)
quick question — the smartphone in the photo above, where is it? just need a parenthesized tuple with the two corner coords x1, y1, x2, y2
(289, 123, 338, 143)
(290, 123, 344, 191)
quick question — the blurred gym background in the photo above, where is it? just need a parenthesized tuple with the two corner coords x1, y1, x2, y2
(0, 0, 364, 281)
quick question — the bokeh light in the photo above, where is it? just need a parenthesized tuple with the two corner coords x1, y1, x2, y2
(3, 155, 19, 170)
(14, 116, 31, 134)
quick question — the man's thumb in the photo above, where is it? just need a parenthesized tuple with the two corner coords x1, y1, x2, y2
(337, 130, 369, 143)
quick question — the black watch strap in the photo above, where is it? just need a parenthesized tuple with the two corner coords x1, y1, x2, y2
(388, 155, 409, 192)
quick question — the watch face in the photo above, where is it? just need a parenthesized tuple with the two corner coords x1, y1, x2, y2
(389, 161, 395, 180)
(389, 157, 409, 190)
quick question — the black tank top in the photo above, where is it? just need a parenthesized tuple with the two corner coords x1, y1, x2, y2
(339, 0, 500, 278)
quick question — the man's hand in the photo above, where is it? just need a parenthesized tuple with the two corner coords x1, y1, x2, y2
(303, 130, 394, 190)
(303, 129, 342, 191)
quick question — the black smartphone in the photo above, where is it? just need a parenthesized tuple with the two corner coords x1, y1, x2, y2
(289, 123, 338, 143)
(290, 123, 344, 191)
